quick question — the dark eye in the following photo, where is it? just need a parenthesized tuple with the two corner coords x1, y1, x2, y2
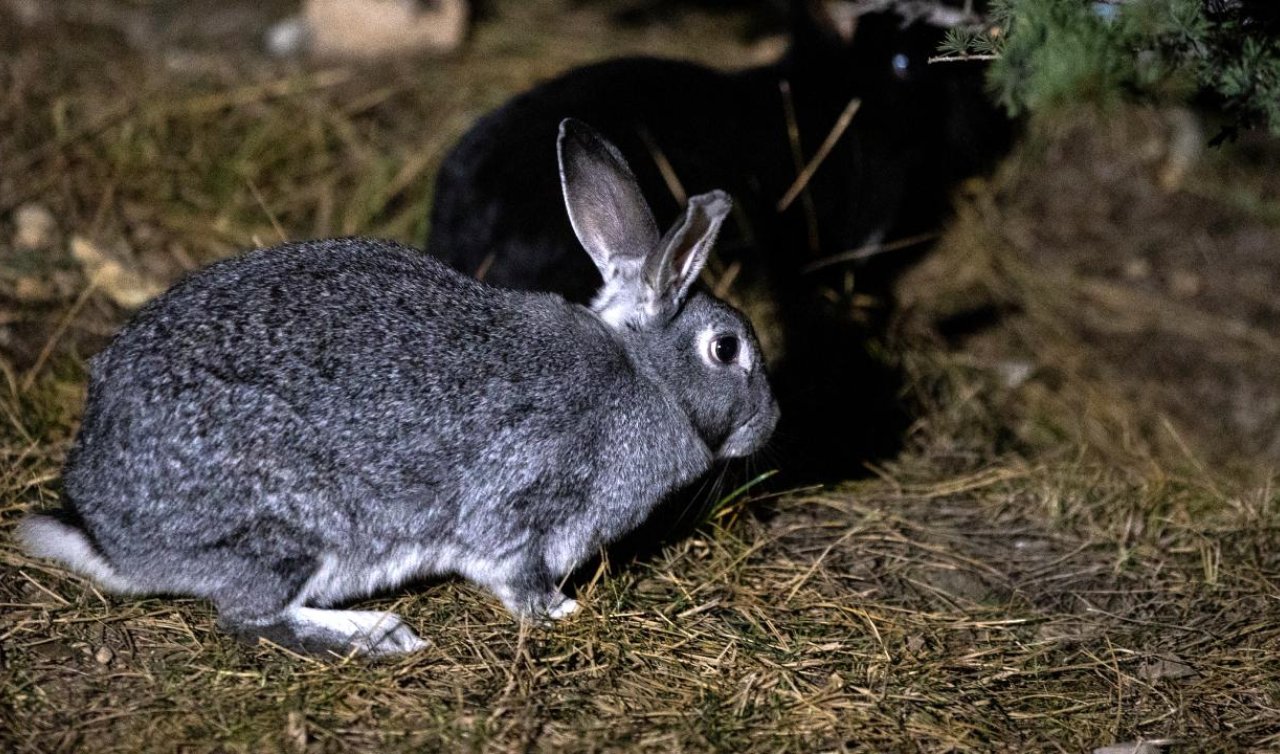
(710, 334, 740, 365)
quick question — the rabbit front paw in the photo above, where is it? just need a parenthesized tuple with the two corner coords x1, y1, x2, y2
(492, 582, 580, 623)
(547, 595, 579, 620)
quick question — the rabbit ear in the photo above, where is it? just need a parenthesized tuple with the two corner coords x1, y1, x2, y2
(643, 190, 732, 310)
(588, 190, 732, 329)
(558, 120, 731, 329)
(790, 0, 859, 49)
(558, 118, 661, 282)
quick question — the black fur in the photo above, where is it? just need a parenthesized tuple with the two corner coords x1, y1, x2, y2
(426, 1, 1012, 478)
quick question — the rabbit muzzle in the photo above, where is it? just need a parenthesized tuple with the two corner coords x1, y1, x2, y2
(716, 401, 780, 460)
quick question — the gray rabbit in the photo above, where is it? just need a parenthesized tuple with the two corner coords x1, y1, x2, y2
(18, 119, 778, 657)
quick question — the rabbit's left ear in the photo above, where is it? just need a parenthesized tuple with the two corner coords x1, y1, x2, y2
(643, 190, 732, 311)
(558, 119, 660, 282)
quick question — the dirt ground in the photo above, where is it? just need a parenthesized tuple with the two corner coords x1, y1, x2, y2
(1, 1, 1278, 752)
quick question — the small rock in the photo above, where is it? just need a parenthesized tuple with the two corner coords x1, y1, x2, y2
(12, 276, 60, 303)
(305, 0, 468, 59)
(1137, 657, 1196, 681)
(996, 360, 1035, 389)
(29, 639, 77, 661)
(2, 0, 44, 26)
(1167, 269, 1201, 298)
(94, 645, 114, 665)
(8, 268, 78, 303)
(69, 235, 165, 309)
(265, 16, 310, 58)
(13, 203, 58, 251)
(918, 566, 991, 603)
(1122, 258, 1151, 280)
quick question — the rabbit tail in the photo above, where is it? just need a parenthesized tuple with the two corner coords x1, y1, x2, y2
(17, 513, 141, 594)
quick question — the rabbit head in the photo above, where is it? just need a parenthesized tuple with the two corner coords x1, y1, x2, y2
(788, 1, 989, 123)
(558, 118, 777, 460)
(784, 0, 1010, 255)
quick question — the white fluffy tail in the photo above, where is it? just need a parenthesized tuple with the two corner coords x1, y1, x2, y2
(16, 514, 139, 594)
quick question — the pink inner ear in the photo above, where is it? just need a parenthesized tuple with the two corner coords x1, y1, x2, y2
(670, 211, 712, 282)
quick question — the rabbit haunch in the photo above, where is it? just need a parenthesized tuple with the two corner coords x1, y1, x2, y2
(19, 120, 777, 657)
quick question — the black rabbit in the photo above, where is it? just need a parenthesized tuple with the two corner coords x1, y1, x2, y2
(426, 0, 1010, 478)
(20, 121, 777, 656)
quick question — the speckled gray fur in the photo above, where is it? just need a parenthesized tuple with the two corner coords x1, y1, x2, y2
(18, 120, 777, 656)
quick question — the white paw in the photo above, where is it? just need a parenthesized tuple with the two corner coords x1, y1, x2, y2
(367, 621, 429, 656)
(295, 608, 428, 656)
(547, 597, 579, 620)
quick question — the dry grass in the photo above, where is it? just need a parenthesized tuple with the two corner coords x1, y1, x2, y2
(2, 1, 1279, 752)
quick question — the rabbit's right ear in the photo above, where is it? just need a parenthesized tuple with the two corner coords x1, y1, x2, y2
(642, 190, 731, 312)
(559, 119, 663, 325)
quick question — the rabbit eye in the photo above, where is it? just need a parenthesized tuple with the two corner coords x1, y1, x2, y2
(891, 52, 912, 79)
(710, 334, 740, 365)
